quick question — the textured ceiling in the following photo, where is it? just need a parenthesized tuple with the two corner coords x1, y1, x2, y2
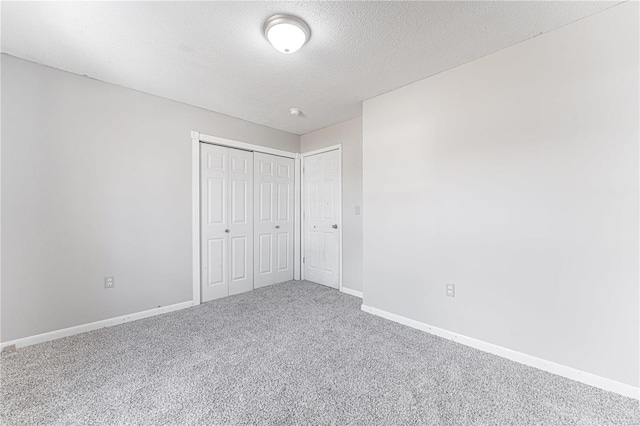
(1, 1, 620, 135)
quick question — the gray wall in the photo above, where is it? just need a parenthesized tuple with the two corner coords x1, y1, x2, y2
(362, 3, 638, 386)
(1, 54, 300, 342)
(301, 118, 363, 293)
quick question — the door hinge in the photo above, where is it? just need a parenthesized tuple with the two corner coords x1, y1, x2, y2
(303, 257, 305, 263)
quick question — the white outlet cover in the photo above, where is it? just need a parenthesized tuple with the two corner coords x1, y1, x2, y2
(446, 284, 455, 297)
(105, 276, 115, 288)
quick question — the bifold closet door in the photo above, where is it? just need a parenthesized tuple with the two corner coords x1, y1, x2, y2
(254, 152, 295, 288)
(200, 144, 253, 302)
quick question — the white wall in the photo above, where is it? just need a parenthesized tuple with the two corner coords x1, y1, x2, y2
(362, 3, 638, 387)
(1, 54, 300, 342)
(301, 118, 363, 293)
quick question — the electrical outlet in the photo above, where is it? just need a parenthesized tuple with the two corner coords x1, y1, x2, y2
(355, 205, 361, 215)
(104, 276, 115, 289)
(446, 283, 455, 297)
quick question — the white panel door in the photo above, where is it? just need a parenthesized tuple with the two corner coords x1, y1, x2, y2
(303, 150, 340, 288)
(228, 148, 254, 296)
(254, 152, 294, 288)
(200, 144, 253, 302)
(201, 144, 228, 302)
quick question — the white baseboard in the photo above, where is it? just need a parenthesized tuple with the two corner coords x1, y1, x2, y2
(1, 301, 194, 351)
(361, 304, 639, 400)
(340, 287, 363, 298)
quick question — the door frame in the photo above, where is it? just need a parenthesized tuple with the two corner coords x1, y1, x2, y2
(300, 144, 343, 291)
(192, 131, 301, 305)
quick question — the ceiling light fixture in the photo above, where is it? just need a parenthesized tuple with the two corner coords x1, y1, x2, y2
(289, 108, 302, 116)
(263, 14, 310, 54)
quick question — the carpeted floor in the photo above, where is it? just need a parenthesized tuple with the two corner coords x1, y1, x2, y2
(1, 281, 638, 425)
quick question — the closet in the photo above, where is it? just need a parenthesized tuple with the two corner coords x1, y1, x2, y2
(200, 143, 294, 303)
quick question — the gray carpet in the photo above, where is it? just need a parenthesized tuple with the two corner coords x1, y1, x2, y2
(1, 281, 638, 425)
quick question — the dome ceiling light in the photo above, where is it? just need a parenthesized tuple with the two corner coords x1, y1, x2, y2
(263, 14, 310, 54)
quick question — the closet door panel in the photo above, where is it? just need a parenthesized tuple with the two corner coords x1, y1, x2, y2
(201, 144, 254, 301)
(228, 148, 253, 296)
(254, 153, 277, 288)
(273, 156, 295, 284)
(201, 144, 230, 302)
(254, 153, 294, 287)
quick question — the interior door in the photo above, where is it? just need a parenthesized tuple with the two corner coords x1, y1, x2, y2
(200, 143, 253, 302)
(303, 149, 340, 288)
(254, 152, 294, 288)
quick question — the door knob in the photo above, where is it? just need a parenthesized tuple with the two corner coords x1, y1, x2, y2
(332, 224, 338, 229)
(275, 225, 280, 229)
(225, 229, 230, 233)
